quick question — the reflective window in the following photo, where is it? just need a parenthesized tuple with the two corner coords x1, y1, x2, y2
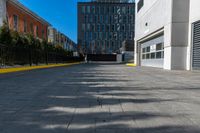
(82, 6, 85, 13)
(137, 0, 144, 12)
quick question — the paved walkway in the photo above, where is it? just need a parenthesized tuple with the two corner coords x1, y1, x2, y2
(1, 63, 200, 133)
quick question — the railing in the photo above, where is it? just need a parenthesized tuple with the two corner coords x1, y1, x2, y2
(0, 43, 83, 67)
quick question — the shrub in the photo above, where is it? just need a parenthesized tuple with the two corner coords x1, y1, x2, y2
(0, 21, 12, 44)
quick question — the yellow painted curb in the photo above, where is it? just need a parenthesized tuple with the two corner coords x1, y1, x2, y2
(126, 63, 136, 67)
(0, 62, 80, 74)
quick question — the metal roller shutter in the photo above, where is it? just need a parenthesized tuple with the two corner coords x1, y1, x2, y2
(193, 21, 200, 69)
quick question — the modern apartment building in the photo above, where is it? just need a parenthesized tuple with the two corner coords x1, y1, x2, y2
(135, 0, 200, 70)
(78, 0, 135, 54)
(0, 0, 50, 40)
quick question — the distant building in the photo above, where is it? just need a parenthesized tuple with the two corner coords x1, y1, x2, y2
(48, 26, 77, 51)
(65, 37, 77, 52)
(0, 0, 50, 40)
(48, 27, 57, 44)
(135, 0, 200, 70)
(78, 0, 135, 54)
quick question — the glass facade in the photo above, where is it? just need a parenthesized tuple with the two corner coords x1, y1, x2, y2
(78, 2, 135, 54)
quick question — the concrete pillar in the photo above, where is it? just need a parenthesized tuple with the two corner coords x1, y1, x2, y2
(164, 0, 190, 70)
(0, 0, 7, 27)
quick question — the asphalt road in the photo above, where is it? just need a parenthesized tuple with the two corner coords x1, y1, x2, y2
(1, 63, 200, 133)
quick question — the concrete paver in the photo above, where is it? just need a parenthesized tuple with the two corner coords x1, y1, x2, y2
(1, 63, 200, 133)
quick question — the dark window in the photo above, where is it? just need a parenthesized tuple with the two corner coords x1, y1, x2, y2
(142, 54, 146, 59)
(137, 0, 144, 12)
(13, 15, 18, 31)
(146, 53, 150, 59)
(23, 19, 27, 32)
(42, 29, 45, 39)
(156, 52, 162, 59)
(156, 43, 163, 51)
(146, 46, 150, 52)
(36, 26, 39, 37)
(30, 23, 34, 34)
(151, 53, 155, 59)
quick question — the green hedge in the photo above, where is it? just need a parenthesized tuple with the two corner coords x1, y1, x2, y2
(0, 21, 76, 66)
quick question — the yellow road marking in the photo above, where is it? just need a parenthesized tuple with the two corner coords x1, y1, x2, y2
(126, 63, 136, 67)
(0, 62, 80, 74)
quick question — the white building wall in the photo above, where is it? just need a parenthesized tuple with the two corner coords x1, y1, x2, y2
(135, 0, 190, 70)
(187, 0, 200, 70)
(0, 0, 7, 27)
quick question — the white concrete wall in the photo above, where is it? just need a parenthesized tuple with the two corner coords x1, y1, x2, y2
(135, 0, 172, 68)
(135, 0, 190, 70)
(0, 0, 7, 27)
(186, 0, 200, 70)
(135, 0, 172, 40)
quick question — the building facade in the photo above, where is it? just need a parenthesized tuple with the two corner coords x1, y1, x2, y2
(0, 0, 50, 40)
(48, 27, 77, 51)
(78, 1, 135, 54)
(135, 0, 200, 70)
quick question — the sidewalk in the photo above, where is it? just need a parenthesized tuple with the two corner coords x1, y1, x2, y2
(0, 62, 80, 74)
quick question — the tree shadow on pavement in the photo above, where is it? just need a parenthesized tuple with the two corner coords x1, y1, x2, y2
(1, 63, 200, 133)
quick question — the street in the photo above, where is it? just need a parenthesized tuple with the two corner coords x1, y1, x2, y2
(0, 63, 200, 133)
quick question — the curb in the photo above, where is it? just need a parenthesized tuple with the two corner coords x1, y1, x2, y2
(0, 62, 80, 74)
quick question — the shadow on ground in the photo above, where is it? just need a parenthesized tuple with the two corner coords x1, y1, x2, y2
(1, 63, 200, 133)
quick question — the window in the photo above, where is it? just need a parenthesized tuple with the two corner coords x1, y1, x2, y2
(112, 25, 115, 32)
(91, 24, 95, 31)
(87, 6, 90, 13)
(96, 6, 100, 14)
(106, 25, 110, 32)
(89, 15, 93, 23)
(36, 26, 39, 37)
(97, 25, 100, 32)
(13, 15, 18, 31)
(82, 6, 85, 13)
(121, 25, 125, 31)
(142, 54, 146, 59)
(151, 53, 155, 59)
(156, 52, 162, 59)
(101, 25, 105, 32)
(23, 19, 27, 32)
(105, 15, 108, 23)
(122, 7, 126, 14)
(84, 15, 88, 23)
(156, 43, 164, 51)
(91, 6, 95, 14)
(100, 7, 104, 14)
(142, 48, 146, 53)
(137, 0, 144, 12)
(146, 46, 150, 52)
(42, 29, 45, 38)
(87, 24, 90, 31)
(82, 24, 85, 31)
(30, 23, 34, 34)
(146, 53, 150, 59)
(100, 15, 103, 23)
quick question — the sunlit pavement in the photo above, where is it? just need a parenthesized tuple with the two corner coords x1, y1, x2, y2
(1, 63, 200, 133)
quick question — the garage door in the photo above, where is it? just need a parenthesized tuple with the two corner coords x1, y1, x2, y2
(141, 35, 164, 68)
(193, 21, 200, 69)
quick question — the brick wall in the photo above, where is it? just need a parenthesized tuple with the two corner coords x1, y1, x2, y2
(6, 1, 48, 40)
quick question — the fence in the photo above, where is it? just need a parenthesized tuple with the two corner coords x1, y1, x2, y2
(87, 54, 117, 61)
(0, 43, 82, 67)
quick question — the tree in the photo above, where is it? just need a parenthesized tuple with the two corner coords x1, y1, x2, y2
(0, 21, 12, 44)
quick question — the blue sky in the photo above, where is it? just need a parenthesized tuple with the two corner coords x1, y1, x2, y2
(19, 0, 81, 43)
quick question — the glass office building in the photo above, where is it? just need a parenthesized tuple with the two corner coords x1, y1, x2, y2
(78, 0, 135, 54)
